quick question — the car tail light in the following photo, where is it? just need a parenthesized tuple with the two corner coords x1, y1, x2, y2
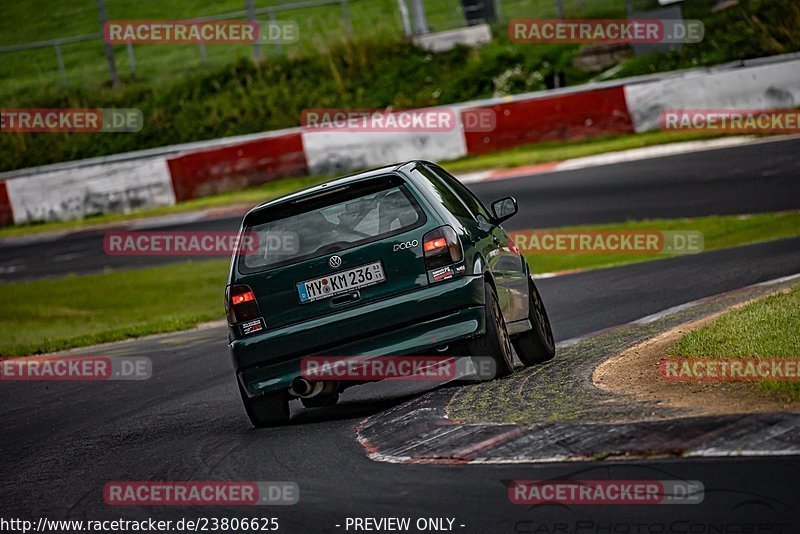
(226, 284, 262, 325)
(423, 226, 463, 272)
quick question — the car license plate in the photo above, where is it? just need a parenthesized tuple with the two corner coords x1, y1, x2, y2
(296, 261, 385, 303)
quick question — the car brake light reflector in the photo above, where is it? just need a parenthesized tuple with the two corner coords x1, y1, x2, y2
(231, 291, 255, 306)
(423, 237, 448, 252)
(422, 226, 463, 271)
(226, 284, 262, 325)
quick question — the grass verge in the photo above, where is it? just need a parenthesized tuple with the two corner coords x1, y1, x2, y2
(2, 0, 633, 97)
(671, 283, 800, 398)
(523, 211, 800, 274)
(0, 260, 228, 357)
(446, 278, 796, 424)
(444, 130, 722, 173)
(0, 130, 728, 240)
(1, 211, 798, 356)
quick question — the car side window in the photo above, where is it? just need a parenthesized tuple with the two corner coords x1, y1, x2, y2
(412, 166, 475, 221)
(426, 164, 492, 223)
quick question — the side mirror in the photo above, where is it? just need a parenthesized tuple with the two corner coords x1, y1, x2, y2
(490, 196, 518, 223)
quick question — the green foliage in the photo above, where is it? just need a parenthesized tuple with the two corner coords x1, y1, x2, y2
(611, 0, 800, 77)
(1, 0, 798, 171)
(0, 38, 594, 171)
(523, 211, 800, 274)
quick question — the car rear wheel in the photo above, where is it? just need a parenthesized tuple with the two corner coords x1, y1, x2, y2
(513, 277, 555, 365)
(238, 382, 291, 427)
(301, 392, 340, 408)
(460, 282, 514, 379)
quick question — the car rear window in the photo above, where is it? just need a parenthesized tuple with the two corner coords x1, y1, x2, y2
(238, 175, 425, 273)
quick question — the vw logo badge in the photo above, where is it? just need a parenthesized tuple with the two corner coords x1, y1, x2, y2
(328, 255, 342, 269)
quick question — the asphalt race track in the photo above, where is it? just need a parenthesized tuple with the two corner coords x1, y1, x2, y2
(1, 136, 799, 282)
(2, 239, 800, 531)
(1, 139, 799, 531)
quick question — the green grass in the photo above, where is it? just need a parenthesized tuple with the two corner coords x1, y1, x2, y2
(444, 130, 721, 173)
(3, 0, 798, 172)
(671, 283, 800, 398)
(0, 0, 636, 97)
(523, 211, 800, 274)
(0, 0, 405, 96)
(1, 210, 798, 356)
(0, 260, 229, 357)
(0, 129, 721, 239)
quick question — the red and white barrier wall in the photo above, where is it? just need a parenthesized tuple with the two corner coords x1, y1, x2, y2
(3, 157, 174, 225)
(461, 86, 634, 155)
(623, 60, 800, 132)
(2, 56, 798, 226)
(166, 131, 307, 202)
(301, 125, 468, 176)
(0, 181, 12, 227)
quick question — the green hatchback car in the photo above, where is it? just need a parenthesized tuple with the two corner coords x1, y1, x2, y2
(226, 160, 555, 427)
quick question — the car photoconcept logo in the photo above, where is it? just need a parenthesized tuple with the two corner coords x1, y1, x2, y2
(328, 255, 342, 269)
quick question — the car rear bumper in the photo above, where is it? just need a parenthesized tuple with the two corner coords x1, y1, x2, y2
(233, 274, 486, 397)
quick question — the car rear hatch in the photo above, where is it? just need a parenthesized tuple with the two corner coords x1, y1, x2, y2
(231, 174, 434, 333)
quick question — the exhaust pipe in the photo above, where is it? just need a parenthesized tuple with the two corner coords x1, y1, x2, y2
(289, 377, 322, 398)
(289, 377, 339, 399)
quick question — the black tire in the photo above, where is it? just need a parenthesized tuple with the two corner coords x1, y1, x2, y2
(301, 392, 340, 408)
(513, 277, 555, 365)
(462, 282, 515, 379)
(238, 382, 291, 427)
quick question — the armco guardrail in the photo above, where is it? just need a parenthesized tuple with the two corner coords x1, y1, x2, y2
(1, 52, 799, 226)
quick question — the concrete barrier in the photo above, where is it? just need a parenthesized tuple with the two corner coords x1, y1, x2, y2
(624, 60, 800, 132)
(166, 131, 307, 202)
(2, 53, 798, 226)
(411, 24, 492, 53)
(301, 127, 467, 176)
(0, 181, 12, 227)
(5, 157, 174, 225)
(462, 86, 634, 155)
